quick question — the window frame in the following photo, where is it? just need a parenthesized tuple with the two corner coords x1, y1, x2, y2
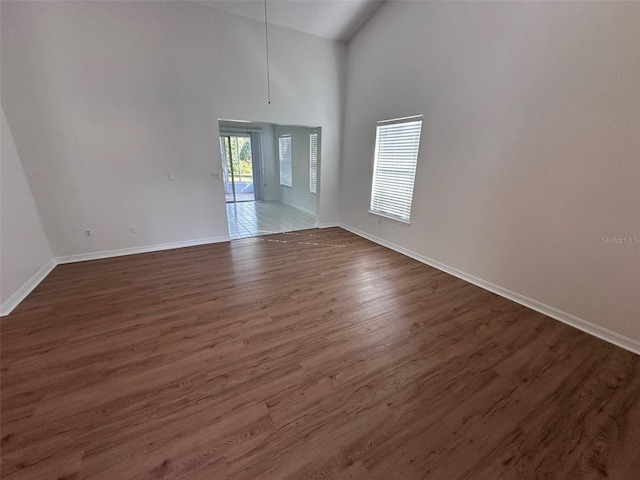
(278, 134, 292, 188)
(369, 115, 423, 224)
(309, 131, 318, 195)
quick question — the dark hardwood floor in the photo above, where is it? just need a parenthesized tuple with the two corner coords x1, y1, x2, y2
(1, 228, 639, 479)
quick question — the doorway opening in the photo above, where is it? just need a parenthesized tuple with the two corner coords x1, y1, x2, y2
(218, 119, 320, 239)
(219, 134, 258, 203)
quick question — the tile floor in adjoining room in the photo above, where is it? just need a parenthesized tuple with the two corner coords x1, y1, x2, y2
(226, 201, 316, 239)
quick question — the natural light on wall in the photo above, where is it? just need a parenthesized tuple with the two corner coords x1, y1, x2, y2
(369, 115, 423, 223)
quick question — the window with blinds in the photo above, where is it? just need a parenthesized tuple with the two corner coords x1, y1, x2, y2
(279, 135, 292, 187)
(369, 116, 423, 223)
(309, 132, 318, 195)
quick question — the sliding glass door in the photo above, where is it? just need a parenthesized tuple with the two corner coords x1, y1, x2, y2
(220, 135, 255, 203)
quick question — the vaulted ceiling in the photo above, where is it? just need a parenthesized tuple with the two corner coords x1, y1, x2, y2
(195, 0, 384, 42)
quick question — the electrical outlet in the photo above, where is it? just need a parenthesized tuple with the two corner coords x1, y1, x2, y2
(129, 225, 137, 234)
(84, 228, 92, 237)
(167, 171, 175, 181)
(211, 171, 221, 179)
(377, 219, 381, 226)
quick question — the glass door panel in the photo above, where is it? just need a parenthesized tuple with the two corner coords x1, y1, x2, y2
(220, 135, 255, 203)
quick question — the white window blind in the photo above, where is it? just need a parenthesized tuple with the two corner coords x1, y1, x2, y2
(309, 132, 318, 195)
(369, 116, 423, 223)
(279, 135, 292, 187)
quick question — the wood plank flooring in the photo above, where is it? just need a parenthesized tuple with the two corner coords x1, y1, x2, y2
(1, 228, 639, 479)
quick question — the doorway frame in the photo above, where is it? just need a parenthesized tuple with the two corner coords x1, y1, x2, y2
(219, 132, 257, 203)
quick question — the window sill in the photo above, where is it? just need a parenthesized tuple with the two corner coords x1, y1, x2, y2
(368, 210, 411, 225)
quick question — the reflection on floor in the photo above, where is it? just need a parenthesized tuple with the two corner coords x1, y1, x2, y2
(226, 201, 315, 239)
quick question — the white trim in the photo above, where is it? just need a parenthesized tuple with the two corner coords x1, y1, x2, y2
(219, 127, 263, 134)
(368, 210, 411, 225)
(339, 223, 640, 356)
(317, 222, 339, 229)
(2, 236, 230, 315)
(56, 236, 230, 264)
(377, 114, 423, 125)
(1, 258, 57, 316)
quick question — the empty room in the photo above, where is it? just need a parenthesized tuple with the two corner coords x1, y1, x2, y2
(1, 1, 639, 479)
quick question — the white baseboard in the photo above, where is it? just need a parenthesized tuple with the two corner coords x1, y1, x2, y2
(2, 236, 231, 315)
(339, 223, 640, 356)
(56, 235, 231, 264)
(316, 222, 339, 229)
(1, 258, 57, 316)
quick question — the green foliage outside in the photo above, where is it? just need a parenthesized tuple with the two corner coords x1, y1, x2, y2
(224, 136, 253, 183)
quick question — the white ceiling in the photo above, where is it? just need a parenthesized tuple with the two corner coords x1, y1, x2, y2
(195, 0, 384, 42)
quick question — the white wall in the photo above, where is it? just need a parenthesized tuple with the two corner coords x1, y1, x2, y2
(261, 124, 280, 202)
(340, 2, 640, 343)
(1, 106, 54, 313)
(1, 0, 345, 258)
(274, 125, 317, 215)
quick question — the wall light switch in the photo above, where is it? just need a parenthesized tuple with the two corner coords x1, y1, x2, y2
(167, 171, 175, 181)
(130, 225, 137, 234)
(84, 228, 92, 237)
